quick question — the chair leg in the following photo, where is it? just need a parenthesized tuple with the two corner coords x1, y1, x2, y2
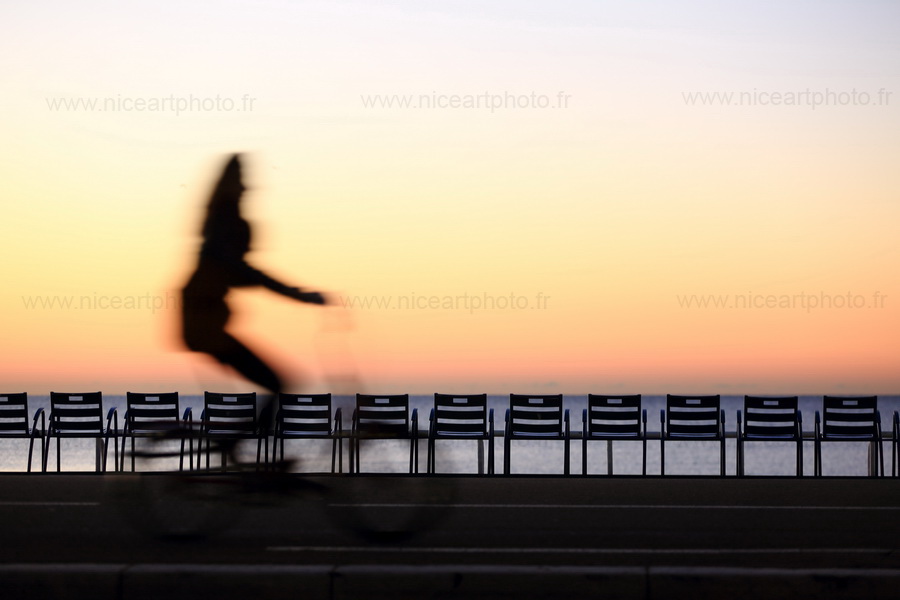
(57, 438, 61, 472)
(564, 439, 570, 475)
(488, 437, 494, 475)
(582, 438, 587, 475)
(814, 440, 820, 477)
(607, 440, 613, 476)
(641, 438, 647, 476)
(660, 439, 665, 476)
(503, 437, 511, 475)
(796, 440, 802, 477)
(331, 437, 337, 473)
(27, 437, 36, 473)
(42, 437, 50, 472)
(892, 440, 895, 477)
(349, 437, 355, 474)
(720, 438, 725, 477)
(37, 436, 45, 473)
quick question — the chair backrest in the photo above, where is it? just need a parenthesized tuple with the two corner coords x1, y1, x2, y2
(49, 392, 103, 434)
(665, 395, 721, 437)
(743, 396, 799, 438)
(277, 393, 333, 435)
(433, 393, 488, 436)
(822, 395, 878, 438)
(203, 392, 258, 434)
(355, 394, 410, 435)
(508, 394, 564, 437)
(0, 393, 29, 435)
(126, 392, 180, 432)
(586, 394, 642, 436)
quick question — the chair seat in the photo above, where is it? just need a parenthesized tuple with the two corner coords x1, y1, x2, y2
(665, 432, 720, 439)
(743, 433, 799, 440)
(587, 431, 642, 439)
(205, 429, 260, 436)
(128, 427, 181, 435)
(820, 433, 878, 440)
(278, 431, 333, 438)
(433, 430, 490, 438)
(508, 431, 566, 439)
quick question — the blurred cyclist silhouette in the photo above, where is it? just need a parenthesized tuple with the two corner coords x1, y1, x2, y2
(181, 154, 327, 461)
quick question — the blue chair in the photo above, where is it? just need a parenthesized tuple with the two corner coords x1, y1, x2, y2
(814, 396, 883, 477)
(200, 392, 266, 471)
(351, 394, 417, 473)
(121, 392, 193, 471)
(45, 392, 118, 472)
(737, 396, 802, 476)
(504, 394, 569, 475)
(660, 395, 725, 476)
(582, 394, 646, 475)
(428, 393, 493, 474)
(0, 393, 45, 472)
(271, 393, 343, 472)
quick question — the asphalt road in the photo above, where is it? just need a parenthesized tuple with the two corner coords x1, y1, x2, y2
(0, 474, 898, 571)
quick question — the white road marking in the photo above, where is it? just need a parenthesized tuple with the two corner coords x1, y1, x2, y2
(326, 503, 900, 511)
(0, 501, 100, 507)
(268, 546, 893, 555)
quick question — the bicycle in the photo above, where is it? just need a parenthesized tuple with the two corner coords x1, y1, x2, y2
(106, 428, 457, 543)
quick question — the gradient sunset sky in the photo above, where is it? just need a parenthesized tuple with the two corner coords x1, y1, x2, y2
(2, 1, 898, 394)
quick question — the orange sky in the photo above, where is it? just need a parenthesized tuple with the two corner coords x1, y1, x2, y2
(2, 1, 899, 394)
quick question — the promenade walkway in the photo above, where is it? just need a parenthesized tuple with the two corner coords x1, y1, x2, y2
(0, 474, 898, 598)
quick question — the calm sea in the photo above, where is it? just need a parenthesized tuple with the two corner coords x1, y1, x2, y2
(6, 394, 897, 476)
